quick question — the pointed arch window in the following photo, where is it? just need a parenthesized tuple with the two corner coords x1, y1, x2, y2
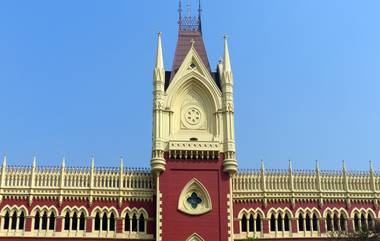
(138, 213, 145, 232)
(256, 214, 262, 232)
(19, 211, 25, 230)
(64, 212, 70, 230)
(101, 213, 108, 231)
(241, 214, 247, 232)
(361, 214, 366, 231)
(3, 211, 10, 230)
(110, 213, 115, 231)
(333, 213, 339, 231)
(11, 212, 17, 230)
(178, 179, 212, 215)
(132, 214, 137, 232)
(368, 213, 374, 231)
(340, 214, 346, 231)
(79, 213, 85, 231)
(94, 213, 100, 231)
(326, 213, 333, 231)
(71, 212, 78, 231)
(277, 215, 283, 231)
(49, 213, 55, 230)
(248, 214, 254, 232)
(284, 214, 290, 231)
(41, 212, 48, 230)
(354, 214, 360, 231)
(34, 211, 40, 230)
(298, 214, 304, 231)
(125, 213, 130, 232)
(305, 214, 311, 231)
(270, 214, 276, 232)
(312, 213, 318, 231)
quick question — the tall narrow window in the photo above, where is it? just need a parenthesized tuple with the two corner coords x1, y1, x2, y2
(312, 214, 318, 231)
(305, 214, 311, 231)
(64, 213, 70, 230)
(3, 211, 10, 230)
(102, 213, 108, 231)
(256, 215, 262, 232)
(340, 214, 346, 231)
(361, 214, 366, 231)
(368, 214, 374, 231)
(72, 212, 78, 231)
(94, 213, 100, 231)
(125, 214, 130, 232)
(132, 214, 137, 232)
(354, 214, 359, 231)
(79, 213, 85, 231)
(326, 214, 333, 231)
(49, 213, 55, 230)
(298, 214, 304, 231)
(241, 215, 247, 232)
(270, 214, 276, 232)
(41, 212, 48, 230)
(19, 211, 25, 230)
(11, 212, 17, 230)
(34, 211, 40, 230)
(138, 214, 145, 232)
(109, 213, 115, 231)
(277, 215, 283, 231)
(284, 214, 290, 231)
(248, 214, 254, 232)
(333, 214, 339, 231)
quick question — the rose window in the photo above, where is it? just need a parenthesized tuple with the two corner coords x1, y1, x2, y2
(187, 192, 202, 209)
(185, 108, 201, 125)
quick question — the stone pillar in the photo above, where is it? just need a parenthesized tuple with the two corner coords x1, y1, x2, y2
(291, 218, 298, 233)
(319, 218, 326, 233)
(86, 217, 93, 233)
(56, 215, 63, 232)
(116, 217, 123, 233)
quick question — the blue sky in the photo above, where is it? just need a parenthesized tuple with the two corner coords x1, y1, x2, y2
(0, 0, 379, 171)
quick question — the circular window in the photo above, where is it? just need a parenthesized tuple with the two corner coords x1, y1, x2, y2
(184, 107, 201, 125)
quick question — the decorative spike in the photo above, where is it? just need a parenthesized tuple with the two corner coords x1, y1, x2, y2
(260, 160, 265, 172)
(120, 156, 124, 170)
(342, 160, 347, 172)
(315, 160, 320, 172)
(288, 160, 293, 172)
(91, 156, 95, 169)
(155, 32, 164, 70)
(223, 34, 232, 73)
(370, 160, 374, 172)
(32, 156, 37, 168)
(2, 155, 7, 167)
(61, 157, 65, 168)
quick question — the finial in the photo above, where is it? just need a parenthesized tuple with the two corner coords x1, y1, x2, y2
(61, 157, 65, 168)
(370, 160, 374, 172)
(32, 155, 37, 168)
(120, 156, 124, 170)
(223, 34, 232, 72)
(260, 160, 265, 171)
(190, 38, 195, 47)
(342, 160, 346, 172)
(288, 160, 293, 172)
(2, 155, 7, 167)
(155, 32, 164, 70)
(178, 0, 182, 23)
(186, 0, 191, 18)
(315, 160, 320, 172)
(91, 156, 95, 168)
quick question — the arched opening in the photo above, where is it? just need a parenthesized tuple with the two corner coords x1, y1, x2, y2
(277, 215, 283, 231)
(11, 212, 17, 230)
(256, 214, 262, 232)
(64, 212, 70, 230)
(241, 214, 247, 232)
(138, 213, 145, 232)
(19, 211, 25, 230)
(109, 213, 115, 231)
(34, 211, 40, 230)
(72, 212, 78, 230)
(3, 211, 10, 230)
(312, 213, 318, 231)
(284, 214, 290, 231)
(326, 213, 333, 231)
(125, 213, 130, 232)
(368, 213, 374, 231)
(94, 213, 100, 231)
(49, 213, 55, 230)
(298, 214, 304, 231)
(270, 214, 276, 232)
(333, 213, 339, 231)
(354, 214, 360, 231)
(361, 213, 366, 231)
(305, 213, 311, 231)
(79, 212, 85, 231)
(101, 213, 108, 231)
(248, 214, 254, 232)
(340, 214, 346, 231)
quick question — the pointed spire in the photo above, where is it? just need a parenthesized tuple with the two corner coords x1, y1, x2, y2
(32, 155, 37, 168)
(315, 160, 320, 173)
(260, 160, 265, 172)
(2, 155, 7, 168)
(370, 160, 374, 173)
(223, 34, 232, 73)
(155, 32, 164, 70)
(91, 156, 95, 169)
(120, 156, 124, 170)
(178, 0, 182, 24)
(288, 160, 293, 172)
(342, 160, 347, 172)
(61, 157, 65, 168)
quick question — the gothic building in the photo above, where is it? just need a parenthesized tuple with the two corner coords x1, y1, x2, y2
(0, 2, 378, 241)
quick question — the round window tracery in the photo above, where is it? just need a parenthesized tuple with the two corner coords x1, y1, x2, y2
(185, 107, 201, 125)
(178, 178, 212, 216)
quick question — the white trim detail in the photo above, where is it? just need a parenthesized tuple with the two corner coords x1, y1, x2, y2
(178, 178, 212, 216)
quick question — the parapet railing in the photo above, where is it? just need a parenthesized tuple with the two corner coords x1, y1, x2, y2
(0, 158, 154, 204)
(233, 162, 379, 204)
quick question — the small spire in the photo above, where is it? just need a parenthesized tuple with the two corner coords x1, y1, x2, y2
(2, 155, 7, 167)
(178, 0, 182, 24)
(61, 157, 65, 168)
(260, 160, 265, 172)
(370, 160, 374, 173)
(120, 156, 124, 170)
(315, 160, 320, 172)
(155, 32, 164, 70)
(223, 34, 232, 72)
(91, 156, 95, 169)
(342, 160, 347, 172)
(190, 38, 195, 47)
(32, 155, 37, 168)
(288, 160, 293, 172)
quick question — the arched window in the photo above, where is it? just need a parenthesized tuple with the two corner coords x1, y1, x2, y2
(248, 214, 254, 232)
(305, 214, 311, 231)
(19, 211, 25, 230)
(64, 212, 70, 230)
(11, 212, 17, 230)
(79, 213, 85, 231)
(270, 214, 276, 232)
(132, 214, 137, 232)
(256, 214, 262, 232)
(241, 214, 247, 232)
(125, 213, 130, 232)
(109, 213, 115, 231)
(72, 212, 78, 231)
(361, 214, 366, 231)
(298, 214, 304, 231)
(277, 215, 283, 231)
(94, 213, 100, 231)
(49, 212, 55, 230)
(102, 213, 108, 231)
(34, 211, 40, 230)
(41, 212, 48, 230)
(284, 214, 290, 231)
(3, 211, 10, 230)
(368, 213, 374, 231)
(333, 213, 339, 231)
(326, 213, 333, 231)
(340, 214, 346, 231)
(138, 214, 145, 232)
(312, 214, 318, 231)
(354, 214, 360, 231)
